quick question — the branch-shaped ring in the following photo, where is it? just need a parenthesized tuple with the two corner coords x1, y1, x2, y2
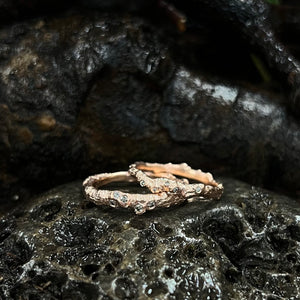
(83, 171, 187, 214)
(132, 161, 219, 186)
(129, 162, 223, 199)
(83, 163, 224, 215)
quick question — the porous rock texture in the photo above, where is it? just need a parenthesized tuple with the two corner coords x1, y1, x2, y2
(0, 178, 300, 299)
(1, 12, 300, 206)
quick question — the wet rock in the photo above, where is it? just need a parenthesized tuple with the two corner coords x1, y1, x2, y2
(0, 178, 300, 299)
(0, 13, 173, 203)
(1, 12, 300, 205)
(170, 0, 300, 115)
(1, 0, 299, 88)
(161, 67, 300, 193)
(174, 0, 300, 78)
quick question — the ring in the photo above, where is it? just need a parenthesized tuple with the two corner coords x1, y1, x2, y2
(129, 163, 223, 199)
(83, 171, 179, 214)
(132, 162, 219, 186)
(83, 163, 223, 215)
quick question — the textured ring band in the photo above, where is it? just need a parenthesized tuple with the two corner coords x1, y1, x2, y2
(132, 161, 219, 186)
(83, 163, 223, 214)
(83, 171, 178, 214)
(129, 163, 223, 199)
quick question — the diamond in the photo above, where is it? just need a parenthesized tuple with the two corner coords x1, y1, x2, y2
(140, 180, 146, 187)
(109, 199, 117, 207)
(195, 186, 202, 194)
(135, 204, 144, 213)
(164, 180, 170, 186)
(121, 195, 128, 203)
(113, 191, 120, 199)
(147, 201, 155, 208)
(172, 187, 179, 193)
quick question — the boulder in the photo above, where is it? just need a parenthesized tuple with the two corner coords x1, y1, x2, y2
(0, 178, 300, 299)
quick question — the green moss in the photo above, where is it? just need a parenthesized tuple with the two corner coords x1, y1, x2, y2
(250, 53, 272, 83)
(265, 0, 280, 5)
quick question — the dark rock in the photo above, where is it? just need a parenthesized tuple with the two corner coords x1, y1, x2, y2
(0, 13, 174, 204)
(0, 178, 300, 299)
(1, 12, 300, 206)
(161, 67, 300, 193)
(0, 0, 299, 89)
(0, 0, 154, 25)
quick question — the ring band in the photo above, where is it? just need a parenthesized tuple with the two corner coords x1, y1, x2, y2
(83, 171, 183, 214)
(83, 163, 223, 215)
(132, 161, 219, 186)
(129, 163, 223, 199)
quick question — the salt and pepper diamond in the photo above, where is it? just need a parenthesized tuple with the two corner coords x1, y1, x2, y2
(195, 186, 202, 194)
(135, 204, 144, 213)
(140, 180, 146, 187)
(129, 166, 137, 175)
(113, 191, 120, 199)
(121, 195, 128, 203)
(109, 199, 117, 207)
(172, 187, 179, 193)
(147, 201, 155, 209)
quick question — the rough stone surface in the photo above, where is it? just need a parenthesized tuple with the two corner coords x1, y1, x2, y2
(0, 178, 300, 299)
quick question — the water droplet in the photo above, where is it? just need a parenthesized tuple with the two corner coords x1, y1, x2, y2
(12, 194, 20, 201)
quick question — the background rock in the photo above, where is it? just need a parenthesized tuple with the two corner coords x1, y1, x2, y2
(1, 11, 300, 209)
(0, 178, 300, 299)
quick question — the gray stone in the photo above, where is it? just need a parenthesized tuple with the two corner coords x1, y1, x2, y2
(1, 178, 300, 299)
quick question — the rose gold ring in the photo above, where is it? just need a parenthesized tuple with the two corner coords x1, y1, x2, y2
(83, 171, 169, 214)
(83, 163, 223, 215)
(129, 163, 223, 199)
(132, 162, 219, 186)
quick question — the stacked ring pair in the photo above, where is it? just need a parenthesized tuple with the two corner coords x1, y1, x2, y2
(83, 162, 223, 215)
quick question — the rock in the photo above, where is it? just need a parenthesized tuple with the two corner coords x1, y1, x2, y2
(1, 0, 299, 88)
(0, 13, 174, 204)
(0, 0, 154, 25)
(0, 178, 300, 299)
(161, 67, 300, 194)
(1, 12, 300, 205)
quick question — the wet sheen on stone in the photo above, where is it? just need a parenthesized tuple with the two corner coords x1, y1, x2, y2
(0, 179, 300, 299)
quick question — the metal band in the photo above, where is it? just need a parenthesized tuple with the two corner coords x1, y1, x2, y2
(129, 163, 223, 199)
(132, 161, 219, 186)
(83, 163, 223, 215)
